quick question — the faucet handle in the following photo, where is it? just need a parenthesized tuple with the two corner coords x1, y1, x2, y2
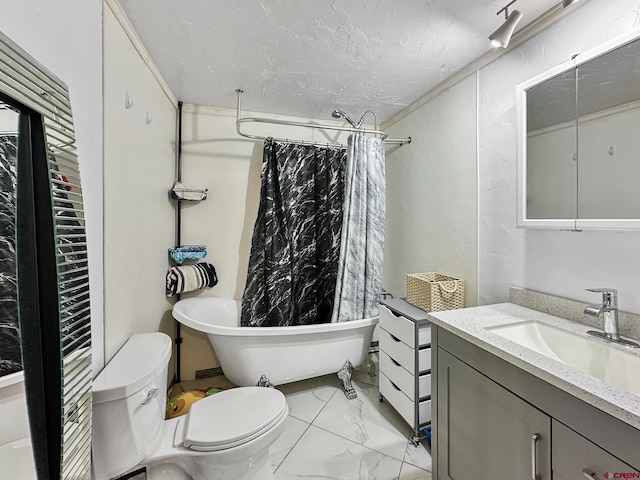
(586, 288, 618, 306)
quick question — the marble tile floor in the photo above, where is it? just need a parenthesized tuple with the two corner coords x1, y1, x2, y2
(179, 358, 432, 479)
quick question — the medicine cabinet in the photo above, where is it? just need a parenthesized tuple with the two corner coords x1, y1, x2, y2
(516, 29, 640, 230)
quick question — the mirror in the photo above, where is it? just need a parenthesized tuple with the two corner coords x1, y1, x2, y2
(576, 37, 640, 220)
(517, 30, 640, 229)
(0, 31, 92, 479)
(0, 103, 19, 378)
(524, 68, 577, 222)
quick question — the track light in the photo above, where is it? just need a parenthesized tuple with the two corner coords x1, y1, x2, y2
(489, 1, 523, 49)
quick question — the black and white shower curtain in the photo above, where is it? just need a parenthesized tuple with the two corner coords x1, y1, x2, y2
(241, 139, 347, 327)
(241, 134, 385, 327)
(332, 133, 385, 322)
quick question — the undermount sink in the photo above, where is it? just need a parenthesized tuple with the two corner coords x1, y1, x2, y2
(486, 320, 640, 396)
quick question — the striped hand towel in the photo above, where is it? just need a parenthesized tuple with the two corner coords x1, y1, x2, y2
(166, 263, 218, 296)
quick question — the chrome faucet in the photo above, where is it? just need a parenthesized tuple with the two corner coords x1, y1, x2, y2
(584, 288, 639, 348)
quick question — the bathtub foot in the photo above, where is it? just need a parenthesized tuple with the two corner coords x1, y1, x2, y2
(257, 374, 274, 388)
(337, 360, 357, 400)
(363, 354, 378, 378)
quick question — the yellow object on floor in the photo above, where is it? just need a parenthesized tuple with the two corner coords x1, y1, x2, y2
(166, 386, 232, 419)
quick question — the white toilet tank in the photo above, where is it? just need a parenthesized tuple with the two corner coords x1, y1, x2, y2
(92, 332, 172, 480)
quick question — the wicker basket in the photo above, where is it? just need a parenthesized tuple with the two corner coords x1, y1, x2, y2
(406, 273, 464, 312)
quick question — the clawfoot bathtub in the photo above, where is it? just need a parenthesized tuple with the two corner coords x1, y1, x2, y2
(172, 297, 378, 387)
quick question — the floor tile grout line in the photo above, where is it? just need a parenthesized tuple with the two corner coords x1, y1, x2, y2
(402, 459, 433, 474)
(305, 384, 419, 463)
(306, 385, 339, 425)
(274, 374, 433, 477)
(308, 422, 410, 464)
(399, 460, 433, 478)
(272, 422, 428, 479)
(402, 446, 433, 473)
(307, 401, 432, 472)
(272, 417, 313, 474)
(275, 382, 340, 472)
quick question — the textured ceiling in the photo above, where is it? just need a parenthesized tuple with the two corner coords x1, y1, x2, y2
(120, 0, 561, 122)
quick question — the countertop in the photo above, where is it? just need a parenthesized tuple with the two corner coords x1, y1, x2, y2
(427, 302, 640, 431)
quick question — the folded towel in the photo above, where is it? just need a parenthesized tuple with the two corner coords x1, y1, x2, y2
(166, 263, 218, 296)
(169, 245, 207, 265)
(171, 181, 208, 201)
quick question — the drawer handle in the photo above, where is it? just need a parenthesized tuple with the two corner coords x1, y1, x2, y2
(390, 357, 401, 367)
(583, 469, 600, 480)
(388, 308, 402, 318)
(389, 333, 401, 342)
(389, 380, 401, 391)
(531, 433, 540, 480)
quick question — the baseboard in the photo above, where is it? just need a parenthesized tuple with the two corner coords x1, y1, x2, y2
(195, 367, 224, 379)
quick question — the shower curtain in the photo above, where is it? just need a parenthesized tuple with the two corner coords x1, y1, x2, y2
(241, 139, 347, 327)
(332, 133, 385, 322)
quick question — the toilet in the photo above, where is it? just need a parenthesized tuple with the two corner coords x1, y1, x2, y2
(92, 332, 288, 480)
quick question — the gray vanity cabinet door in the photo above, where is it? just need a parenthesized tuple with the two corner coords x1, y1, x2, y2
(552, 420, 638, 479)
(437, 349, 551, 480)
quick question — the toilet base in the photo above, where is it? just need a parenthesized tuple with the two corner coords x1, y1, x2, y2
(147, 463, 191, 480)
(143, 407, 287, 480)
(190, 447, 275, 480)
(145, 448, 275, 480)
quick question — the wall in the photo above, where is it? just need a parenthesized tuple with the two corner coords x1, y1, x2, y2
(178, 104, 354, 379)
(0, 109, 18, 132)
(0, 0, 103, 443)
(478, 0, 640, 313)
(383, 74, 478, 307)
(0, 376, 29, 446)
(103, 1, 178, 368)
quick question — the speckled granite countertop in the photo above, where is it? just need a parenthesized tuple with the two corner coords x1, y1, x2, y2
(427, 302, 640, 431)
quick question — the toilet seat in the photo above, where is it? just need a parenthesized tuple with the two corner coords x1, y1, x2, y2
(182, 387, 287, 452)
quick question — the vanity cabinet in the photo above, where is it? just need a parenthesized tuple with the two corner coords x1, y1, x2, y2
(432, 326, 640, 480)
(437, 349, 551, 480)
(553, 421, 635, 479)
(378, 299, 431, 444)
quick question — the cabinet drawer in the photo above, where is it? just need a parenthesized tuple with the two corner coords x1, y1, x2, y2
(380, 328, 431, 374)
(379, 328, 414, 371)
(552, 421, 638, 478)
(418, 347, 431, 372)
(418, 326, 431, 347)
(420, 398, 432, 424)
(380, 305, 414, 346)
(419, 373, 432, 399)
(379, 351, 432, 399)
(380, 305, 432, 347)
(379, 372, 432, 426)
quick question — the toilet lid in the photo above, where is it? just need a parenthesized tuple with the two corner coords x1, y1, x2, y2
(183, 387, 287, 452)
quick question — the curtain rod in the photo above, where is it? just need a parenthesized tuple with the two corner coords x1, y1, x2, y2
(235, 89, 411, 148)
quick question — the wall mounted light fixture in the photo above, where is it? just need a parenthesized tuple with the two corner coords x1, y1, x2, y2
(489, 0, 523, 48)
